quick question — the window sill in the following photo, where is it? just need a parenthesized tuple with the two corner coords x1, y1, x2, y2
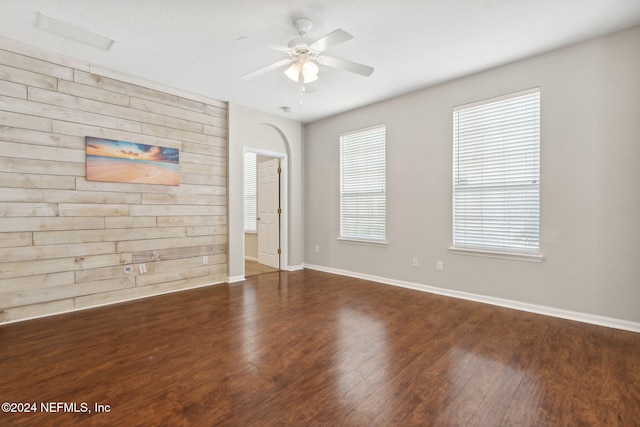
(338, 237, 388, 247)
(449, 247, 543, 262)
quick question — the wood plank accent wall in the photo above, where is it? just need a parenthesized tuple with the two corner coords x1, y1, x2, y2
(0, 46, 228, 323)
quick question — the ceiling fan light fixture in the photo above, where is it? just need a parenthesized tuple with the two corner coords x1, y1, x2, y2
(285, 60, 318, 83)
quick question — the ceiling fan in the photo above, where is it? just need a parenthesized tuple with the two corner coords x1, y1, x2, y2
(239, 18, 374, 90)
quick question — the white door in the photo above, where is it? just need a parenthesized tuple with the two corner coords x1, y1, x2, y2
(257, 158, 280, 269)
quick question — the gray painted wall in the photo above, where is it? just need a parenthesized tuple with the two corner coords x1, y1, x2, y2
(303, 26, 640, 323)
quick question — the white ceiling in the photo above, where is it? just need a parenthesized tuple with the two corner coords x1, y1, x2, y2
(1, 0, 640, 123)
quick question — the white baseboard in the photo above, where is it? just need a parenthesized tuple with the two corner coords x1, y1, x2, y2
(302, 263, 640, 334)
(227, 275, 246, 283)
(286, 264, 304, 271)
(244, 256, 258, 262)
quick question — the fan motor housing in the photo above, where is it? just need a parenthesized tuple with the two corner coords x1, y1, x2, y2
(288, 37, 314, 50)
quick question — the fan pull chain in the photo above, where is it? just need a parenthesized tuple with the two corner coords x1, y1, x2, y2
(299, 70, 305, 106)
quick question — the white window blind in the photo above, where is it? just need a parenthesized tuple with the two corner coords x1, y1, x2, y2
(340, 125, 386, 242)
(453, 88, 540, 254)
(244, 152, 257, 233)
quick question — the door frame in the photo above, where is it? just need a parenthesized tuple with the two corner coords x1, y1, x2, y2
(243, 147, 288, 275)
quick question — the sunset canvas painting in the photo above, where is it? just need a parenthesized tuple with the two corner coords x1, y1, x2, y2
(86, 137, 180, 185)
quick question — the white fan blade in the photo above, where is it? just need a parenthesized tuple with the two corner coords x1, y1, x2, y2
(237, 37, 289, 53)
(317, 56, 374, 77)
(309, 29, 353, 52)
(242, 58, 294, 80)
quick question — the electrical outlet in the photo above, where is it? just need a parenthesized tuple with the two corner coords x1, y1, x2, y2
(203, 256, 208, 265)
(315, 245, 320, 252)
(138, 264, 147, 274)
(412, 257, 419, 267)
(436, 261, 443, 271)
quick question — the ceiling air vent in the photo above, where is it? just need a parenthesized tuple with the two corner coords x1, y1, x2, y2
(35, 12, 114, 50)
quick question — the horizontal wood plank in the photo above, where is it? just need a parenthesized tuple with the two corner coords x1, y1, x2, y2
(0, 272, 75, 294)
(0, 217, 104, 232)
(130, 96, 226, 128)
(141, 123, 207, 144)
(0, 277, 134, 307)
(0, 49, 74, 80)
(74, 70, 211, 111)
(132, 244, 226, 263)
(0, 252, 130, 280)
(180, 172, 226, 186)
(73, 274, 226, 308)
(0, 157, 85, 176)
(59, 203, 130, 217)
(135, 264, 227, 287)
(0, 231, 32, 248)
(0, 140, 84, 163)
(74, 253, 133, 270)
(136, 255, 227, 275)
(74, 178, 170, 194)
(57, 79, 130, 107)
(0, 242, 116, 263)
(181, 161, 226, 176)
(117, 235, 225, 253)
(0, 202, 58, 217)
(0, 63, 57, 90)
(73, 69, 226, 113)
(0, 110, 52, 132)
(0, 95, 142, 133)
(168, 183, 226, 196)
(104, 216, 157, 229)
(179, 151, 226, 166)
(0, 188, 141, 204)
(141, 192, 226, 206)
(0, 298, 74, 323)
(182, 139, 227, 156)
(52, 120, 182, 149)
(156, 215, 226, 227)
(75, 264, 135, 283)
(0, 172, 76, 189)
(203, 124, 228, 138)
(29, 87, 205, 133)
(187, 225, 227, 236)
(0, 126, 83, 149)
(130, 204, 226, 216)
(0, 79, 27, 98)
(34, 227, 187, 245)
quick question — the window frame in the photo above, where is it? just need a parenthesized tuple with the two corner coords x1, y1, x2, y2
(450, 88, 542, 261)
(338, 124, 387, 245)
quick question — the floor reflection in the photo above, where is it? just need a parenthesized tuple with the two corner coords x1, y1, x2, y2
(337, 307, 391, 419)
(240, 284, 260, 367)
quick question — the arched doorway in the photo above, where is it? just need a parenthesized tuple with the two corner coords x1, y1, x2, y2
(242, 124, 291, 277)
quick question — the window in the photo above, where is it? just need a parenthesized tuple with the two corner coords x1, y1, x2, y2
(339, 125, 386, 243)
(452, 88, 540, 257)
(244, 152, 256, 233)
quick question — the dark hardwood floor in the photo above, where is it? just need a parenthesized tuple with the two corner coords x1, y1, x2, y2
(1, 269, 639, 426)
